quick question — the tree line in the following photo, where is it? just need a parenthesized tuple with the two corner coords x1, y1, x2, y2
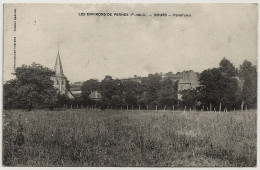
(3, 58, 257, 111)
(181, 58, 257, 110)
(81, 73, 178, 110)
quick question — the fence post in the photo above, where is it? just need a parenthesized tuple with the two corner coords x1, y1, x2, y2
(127, 105, 128, 111)
(164, 106, 166, 112)
(184, 106, 186, 113)
(190, 107, 192, 112)
(132, 105, 133, 110)
(173, 105, 174, 113)
(139, 105, 140, 111)
(156, 106, 158, 112)
(241, 102, 244, 112)
(219, 103, 221, 112)
(71, 105, 72, 109)
(147, 105, 148, 111)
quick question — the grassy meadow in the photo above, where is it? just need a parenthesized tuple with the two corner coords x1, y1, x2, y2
(2, 109, 257, 167)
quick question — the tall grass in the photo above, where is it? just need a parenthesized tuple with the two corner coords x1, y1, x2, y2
(3, 109, 256, 166)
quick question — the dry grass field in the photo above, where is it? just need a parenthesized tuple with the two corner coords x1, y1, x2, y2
(2, 109, 257, 167)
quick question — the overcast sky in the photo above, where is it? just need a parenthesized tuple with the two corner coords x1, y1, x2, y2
(4, 3, 258, 83)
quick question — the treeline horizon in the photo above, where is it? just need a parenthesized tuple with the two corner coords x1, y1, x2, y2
(71, 70, 198, 85)
(3, 58, 257, 111)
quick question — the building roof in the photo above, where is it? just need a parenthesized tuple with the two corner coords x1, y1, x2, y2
(89, 91, 102, 100)
(70, 87, 82, 91)
(70, 82, 83, 92)
(54, 52, 65, 77)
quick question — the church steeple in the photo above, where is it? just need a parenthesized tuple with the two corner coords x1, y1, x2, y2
(51, 47, 74, 99)
(54, 51, 65, 77)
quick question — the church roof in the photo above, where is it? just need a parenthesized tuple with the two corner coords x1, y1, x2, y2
(54, 52, 65, 77)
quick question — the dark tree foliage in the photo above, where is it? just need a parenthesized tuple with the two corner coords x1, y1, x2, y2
(157, 77, 178, 109)
(5, 58, 255, 112)
(3, 79, 20, 109)
(99, 76, 125, 108)
(55, 94, 74, 108)
(164, 72, 174, 77)
(81, 79, 101, 106)
(85, 58, 256, 110)
(180, 88, 201, 109)
(145, 73, 162, 106)
(90, 73, 179, 109)
(100, 76, 116, 107)
(239, 60, 257, 108)
(219, 57, 238, 77)
(81, 79, 100, 97)
(199, 68, 240, 110)
(122, 80, 142, 106)
(3, 63, 58, 110)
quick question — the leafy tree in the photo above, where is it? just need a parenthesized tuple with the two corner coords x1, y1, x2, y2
(199, 68, 239, 110)
(3, 63, 57, 110)
(3, 79, 19, 109)
(81, 79, 101, 106)
(144, 73, 162, 106)
(111, 95, 123, 107)
(219, 57, 237, 77)
(157, 77, 178, 108)
(104, 75, 113, 81)
(122, 80, 141, 106)
(100, 76, 121, 107)
(164, 72, 174, 77)
(180, 88, 201, 109)
(55, 94, 73, 108)
(239, 60, 257, 108)
(82, 79, 100, 97)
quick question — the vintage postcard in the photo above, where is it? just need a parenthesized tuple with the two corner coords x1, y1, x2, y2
(2, 3, 258, 167)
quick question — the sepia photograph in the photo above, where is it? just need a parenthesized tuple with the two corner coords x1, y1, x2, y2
(2, 3, 258, 167)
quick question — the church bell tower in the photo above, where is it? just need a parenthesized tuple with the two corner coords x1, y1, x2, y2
(53, 51, 67, 95)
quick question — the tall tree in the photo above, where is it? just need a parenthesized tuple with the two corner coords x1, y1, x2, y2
(145, 73, 162, 106)
(3, 63, 58, 110)
(100, 76, 122, 107)
(199, 68, 239, 110)
(219, 57, 237, 77)
(157, 77, 178, 108)
(122, 80, 141, 106)
(239, 60, 257, 108)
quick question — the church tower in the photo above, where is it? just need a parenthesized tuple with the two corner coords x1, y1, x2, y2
(52, 51, 74, 99)
(53, 51, 67, 95)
